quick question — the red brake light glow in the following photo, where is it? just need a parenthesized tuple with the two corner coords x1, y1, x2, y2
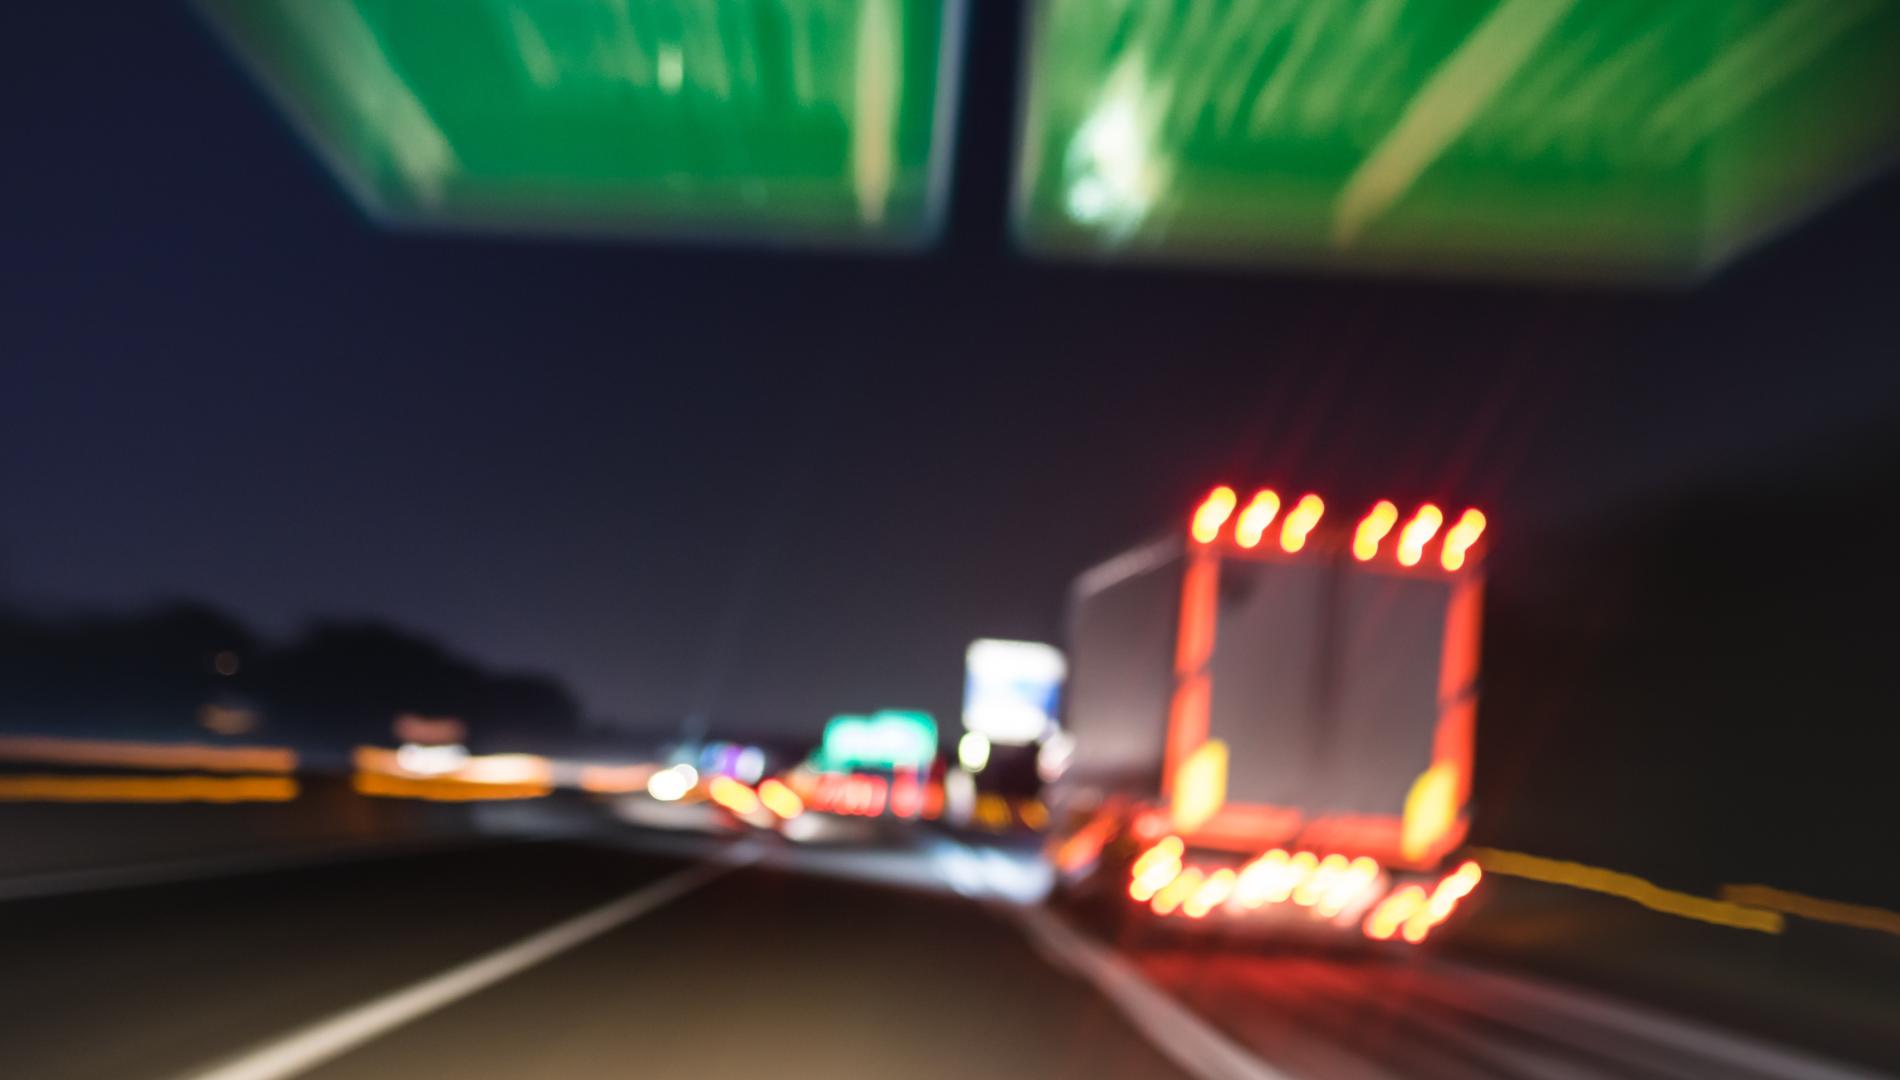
(1183, 867, 1238, 919)
(1364, 885, 1429, 941)
(1152, 867, 1205, 915)
(1396, 504, 1444, 567)
(1233, 490, 1281, 549)
(1439, 509, 1487, 570)
(708, 776, 759, 816)
(1278, 494, 1325, 553)
(1353, 500, 1399, 561)
(757, 778, 804, 819)
(1191, 486, 1239, 544)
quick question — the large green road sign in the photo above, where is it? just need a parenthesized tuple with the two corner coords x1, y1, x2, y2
(1015, 0, 1900, 280)
(201, 0, 966, 247)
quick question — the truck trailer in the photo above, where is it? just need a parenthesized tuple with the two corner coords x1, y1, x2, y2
(1047, 486, 1487, 943)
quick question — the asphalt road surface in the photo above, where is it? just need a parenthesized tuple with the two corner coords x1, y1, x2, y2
(0, 832, 1883, 1080)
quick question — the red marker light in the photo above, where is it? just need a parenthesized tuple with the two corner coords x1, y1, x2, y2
(1183, 867, 1237, 919)
(890, 773, 924, 819)
(1443, 860, 1483, 897)
(1400, 860, 1484, 943)
(708, 776, 760, 816)
(1440, 509, 1487, 571)
(1128, 837, 1186, 902)
(1233, 490, 1281, 549)
(1396, 504, 1444, 567)
(757, 778, 804, 819)
(1363, 884, 1428, 941)
(1152, 867, 1205, 916)
(1278, 495, 1324, 553)
(1353, 501, 1399, 561)
(865, 776, 889, 817)
(1191, 486, 1238, 544)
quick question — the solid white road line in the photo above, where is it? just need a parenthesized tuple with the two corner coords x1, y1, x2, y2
(180, 852, 755, 1080)
(1010, 901, 1877, 1080)
(1008, 904, 1300, 1080)
(1433, 960, 1883, 1080)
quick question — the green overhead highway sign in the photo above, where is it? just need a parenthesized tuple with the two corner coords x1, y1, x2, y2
(818, 710, 938, 772)
(1014, 0, 1900, 280)
(200, 0, 966, 247)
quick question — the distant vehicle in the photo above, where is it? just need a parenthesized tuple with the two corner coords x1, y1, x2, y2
(782, 761, 946, 844)
(766, 710, 946, 842)
(1047, 487, 1487, 943)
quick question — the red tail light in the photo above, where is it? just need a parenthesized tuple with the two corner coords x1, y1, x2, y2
(708, 776, 759, 815)
(1364, 860, 1483, 943)
(1191, 486, 1238, 544)
(757, 778, 804, 819)
(1182, 867, 1237, 918)
(1439, 509, 1487, 570)
(1152, 867, 1205, 915)
(1363, 885, 1428, 941)
(1396, 504, 1444, 567)
(1352, 500, 1399, 561)
(1128, 836, 1185, 902)
(1233, 490, 1281, 549)
(1278, 494, 1325, 553)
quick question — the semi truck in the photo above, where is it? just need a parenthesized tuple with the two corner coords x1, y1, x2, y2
(1046, 486, 1487, 943)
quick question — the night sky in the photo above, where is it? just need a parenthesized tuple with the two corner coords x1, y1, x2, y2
(5, 4, 1898, 734)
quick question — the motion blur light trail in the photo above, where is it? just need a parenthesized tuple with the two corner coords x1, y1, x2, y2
(1395, 860, 1482, 943)
(353, 746, 552, 786)
(578, 764, 657, 794)
(353, 771, 548, 802)
(393, 743, 468, 777)
(0, 774, 297, 803)
(1719, 884, 1900, 938)
(0, 736, 296, 774)
(756, 778, 804, 819)
(1472, 848, 1782, 933)
(708, 776, 760, 816)
(646, 764, 699, 802)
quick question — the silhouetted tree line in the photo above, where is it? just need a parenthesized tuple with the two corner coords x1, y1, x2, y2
(0, 604, 580, 751)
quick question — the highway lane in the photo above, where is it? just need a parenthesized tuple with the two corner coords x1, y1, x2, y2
(0, 836, 1189, 1080)
(1, 831, 1887, 1080)
(288, 852, 1189, 1080)
(1124, 946, 1865, 1079)
(0, 842, 694, 1080)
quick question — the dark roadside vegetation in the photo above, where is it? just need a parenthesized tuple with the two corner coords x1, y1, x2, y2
(1478, 412, 1900, 910)
(0, 608, 583, 755)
